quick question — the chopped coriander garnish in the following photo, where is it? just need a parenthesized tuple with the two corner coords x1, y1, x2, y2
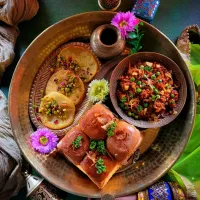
(143, 103, 148, 108)
(130, 77, 135, 82)
(151, 74, 156, 80)
(90, 140, 97, 150)
(97, 140, 106, 155)
(95, 158, 106, 174)
(136, 88, 142, 93)
(72, 136, 83, 149)
(135, 115, 139, 119)
(106, 121, 117, 137)
(171, 94, 175, 98)
(157, 79, 162, 82)
(121, 96, 127, 103)
(137, 81, 142, 85)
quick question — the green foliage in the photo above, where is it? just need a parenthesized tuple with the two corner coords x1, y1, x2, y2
(128, 22, 144, 54)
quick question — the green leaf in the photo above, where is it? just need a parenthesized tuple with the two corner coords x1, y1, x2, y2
(130, 48, 137, 54)
(128, 32, 137, 39)
(134, 24, 139, 32)
(190, 43, 200, 65)
(137, 46, 143, 51)
(128, 40, 138, 47)
(139, 21, 144, 26)
(139, 33, 144, 39)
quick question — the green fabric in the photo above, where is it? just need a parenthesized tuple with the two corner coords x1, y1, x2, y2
(172, 42, 200, 197)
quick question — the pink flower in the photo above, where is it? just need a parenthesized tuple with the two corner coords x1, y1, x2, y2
(111, 11, 139, 39)
(31, 128, 59, 154)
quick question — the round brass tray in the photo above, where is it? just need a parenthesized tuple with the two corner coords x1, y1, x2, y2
(9, 12, 195, 198)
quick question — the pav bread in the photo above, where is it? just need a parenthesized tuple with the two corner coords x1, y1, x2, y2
(79, 104, 114, 140)
(57, 125, 89, 164)
(106, 120, 142, 162)
(57, 104, 142, 189)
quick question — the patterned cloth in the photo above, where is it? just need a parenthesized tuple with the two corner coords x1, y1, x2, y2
(0, 91, 24, 200)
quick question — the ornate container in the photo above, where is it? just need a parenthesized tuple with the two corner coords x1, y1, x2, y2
(90, 24, 125, 59)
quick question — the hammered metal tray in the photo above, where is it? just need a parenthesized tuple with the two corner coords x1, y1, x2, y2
(9, 12, 195, 198)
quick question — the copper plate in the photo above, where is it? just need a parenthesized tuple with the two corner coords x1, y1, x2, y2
(9, 12, 195, 198)
(110, 52, 187, 128)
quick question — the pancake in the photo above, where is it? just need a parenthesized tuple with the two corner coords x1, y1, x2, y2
(57, 45, 99, 82)
(38, 92, 75, 129)
(46, 70, 85, 105)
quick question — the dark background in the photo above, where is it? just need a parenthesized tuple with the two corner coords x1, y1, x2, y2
(2, 0, 199, 199)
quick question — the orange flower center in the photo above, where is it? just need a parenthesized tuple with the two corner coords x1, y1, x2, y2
(119, 20, 128, 27)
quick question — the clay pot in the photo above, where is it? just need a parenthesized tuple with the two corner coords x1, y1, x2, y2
(90, 24, 125, 59)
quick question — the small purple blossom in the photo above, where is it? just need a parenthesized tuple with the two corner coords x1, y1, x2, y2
(111, 11, 139, 39)
(31, 128, 59, 154)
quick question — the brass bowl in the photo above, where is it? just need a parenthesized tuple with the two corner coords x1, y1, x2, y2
(9, 12, 195, 198)
(110, 52, 187, 128)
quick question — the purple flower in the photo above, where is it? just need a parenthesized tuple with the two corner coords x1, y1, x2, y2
(31, 128, 59, 154)
(111, 11, 139, 39)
